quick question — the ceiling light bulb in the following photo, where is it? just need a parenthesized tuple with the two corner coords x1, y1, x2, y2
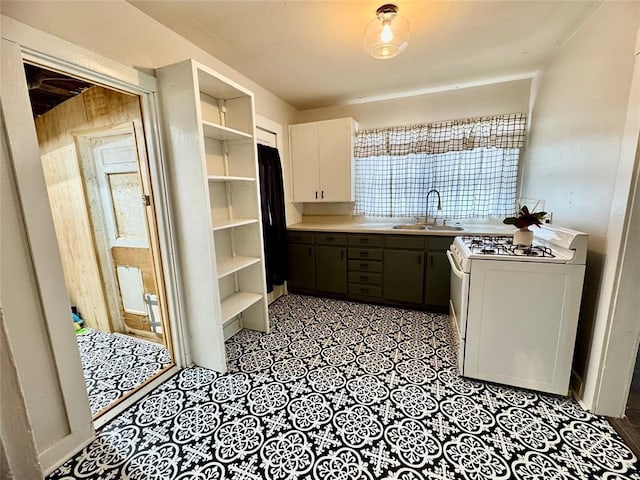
(363, 4, 410, 60)
(381, 23, 393, 43)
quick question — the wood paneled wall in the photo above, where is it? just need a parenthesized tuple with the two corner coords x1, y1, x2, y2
(35, 86, 143, 332)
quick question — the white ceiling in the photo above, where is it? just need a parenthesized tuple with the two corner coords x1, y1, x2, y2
(129, 1, 601, 110)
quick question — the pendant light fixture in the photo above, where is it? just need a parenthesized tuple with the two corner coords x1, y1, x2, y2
(363, 4, 410, 60)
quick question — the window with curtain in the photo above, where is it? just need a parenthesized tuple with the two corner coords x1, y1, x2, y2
(353, 113, 527, 219)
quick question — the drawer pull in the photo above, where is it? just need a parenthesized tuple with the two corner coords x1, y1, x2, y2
(360, 275, 368, 281)
(361, 287, 369, 293)
(359, 238, 369, 243)
(359, 251, 369, 257)
(361, 263, 369, 269)
(327, 236, 334, 241)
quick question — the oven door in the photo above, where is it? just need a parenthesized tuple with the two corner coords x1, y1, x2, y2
(447, 250, 470, 372)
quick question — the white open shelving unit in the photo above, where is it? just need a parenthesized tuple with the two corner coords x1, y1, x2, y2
(157, 59, 269, 372)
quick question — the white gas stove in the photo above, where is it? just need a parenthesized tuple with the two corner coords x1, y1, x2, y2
(447, 224, 588, 395)
(449, 225, 588, 272)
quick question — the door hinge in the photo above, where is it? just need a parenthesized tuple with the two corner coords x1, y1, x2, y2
(142, 194, 151, 207)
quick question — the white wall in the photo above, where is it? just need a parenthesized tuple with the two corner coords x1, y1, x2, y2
(298, 79, 532, 129)
(0, 0, 302, 225)
(298, 79, 531, 216)
(521, 2, 640, 409)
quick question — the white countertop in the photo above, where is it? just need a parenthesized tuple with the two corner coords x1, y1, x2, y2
(287, 217, 517, 237)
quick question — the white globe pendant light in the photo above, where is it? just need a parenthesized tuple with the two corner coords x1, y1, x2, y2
(363, 4, 410, 60)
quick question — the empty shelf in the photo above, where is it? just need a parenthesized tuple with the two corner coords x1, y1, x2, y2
(212, 218, 258, 231)
(202, 121, 252, 142)
(217, 256, 261, 278)
(221, 292, 263, 324)
(208, 175, 256, 182)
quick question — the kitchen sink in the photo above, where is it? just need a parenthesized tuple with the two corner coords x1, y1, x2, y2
(391, 224, 465, 231)
(427, 225, 465, 231)
(392, 224, 426, 230)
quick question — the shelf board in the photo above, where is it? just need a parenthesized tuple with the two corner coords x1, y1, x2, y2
(197, 68, 250, 100)
(221, 291, 263, 324)
(202, 121, 252, 142)
(212, 218, 259, 231)
(217, 256, 261, 279)
(208, 175, 256, 182)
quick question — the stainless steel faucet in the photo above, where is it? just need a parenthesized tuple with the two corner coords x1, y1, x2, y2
(424, 189, 442, 224)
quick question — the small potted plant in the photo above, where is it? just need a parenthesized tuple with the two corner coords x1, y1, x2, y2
(503, 204, 547, 245)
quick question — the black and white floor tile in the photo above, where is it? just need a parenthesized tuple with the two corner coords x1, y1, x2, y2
(77, 328, 172, 415)
(51, 295, 639, 479)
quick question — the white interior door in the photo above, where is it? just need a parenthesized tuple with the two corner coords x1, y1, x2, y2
(94, 135, 149, 249)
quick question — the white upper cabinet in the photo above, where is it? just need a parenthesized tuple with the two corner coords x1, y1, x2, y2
(157, 59, 269, 372)
(290, 117, 357, 202)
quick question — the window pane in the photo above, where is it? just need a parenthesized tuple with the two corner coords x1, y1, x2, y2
(355, 147, 519, 219)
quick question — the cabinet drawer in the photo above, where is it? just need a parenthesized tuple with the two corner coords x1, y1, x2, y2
(385, 236, 425, 250)
(348, 284, 382, 298)
(316, 234, 348, 245)
(288, 231, 315, 244)
(427, 236, 454, 250)
(348, 235, 383, 247)
(348, 272, 382, 285)
(348, 260, 383, 273)
(348, 248, 383, 260)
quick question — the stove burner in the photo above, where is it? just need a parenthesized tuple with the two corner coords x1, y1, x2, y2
(461, 235, 555, 258)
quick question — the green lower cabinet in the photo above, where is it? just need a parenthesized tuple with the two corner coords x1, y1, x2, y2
(288, 243, 315, 291)
(288, 230, 452, 310)
(383, 249, 425, 304)
(425, 251, 451, 307)
(316, 246, 347, 294)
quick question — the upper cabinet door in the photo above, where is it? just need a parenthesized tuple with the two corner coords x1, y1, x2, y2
(318, 118, 355, 202)
(290, 122, 320, 202)
(290, 117, 356, 203)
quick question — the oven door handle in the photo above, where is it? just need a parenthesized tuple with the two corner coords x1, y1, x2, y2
(446, 250, 465, 280)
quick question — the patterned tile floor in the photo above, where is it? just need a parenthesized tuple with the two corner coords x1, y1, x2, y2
(50, 295, 639, 479)
(77, 328, 172, 415)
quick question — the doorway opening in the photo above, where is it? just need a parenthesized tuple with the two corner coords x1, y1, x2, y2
(256, 118, 288, 305)
(24, 63, 174, 419)
(610, 347, 640, 457)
